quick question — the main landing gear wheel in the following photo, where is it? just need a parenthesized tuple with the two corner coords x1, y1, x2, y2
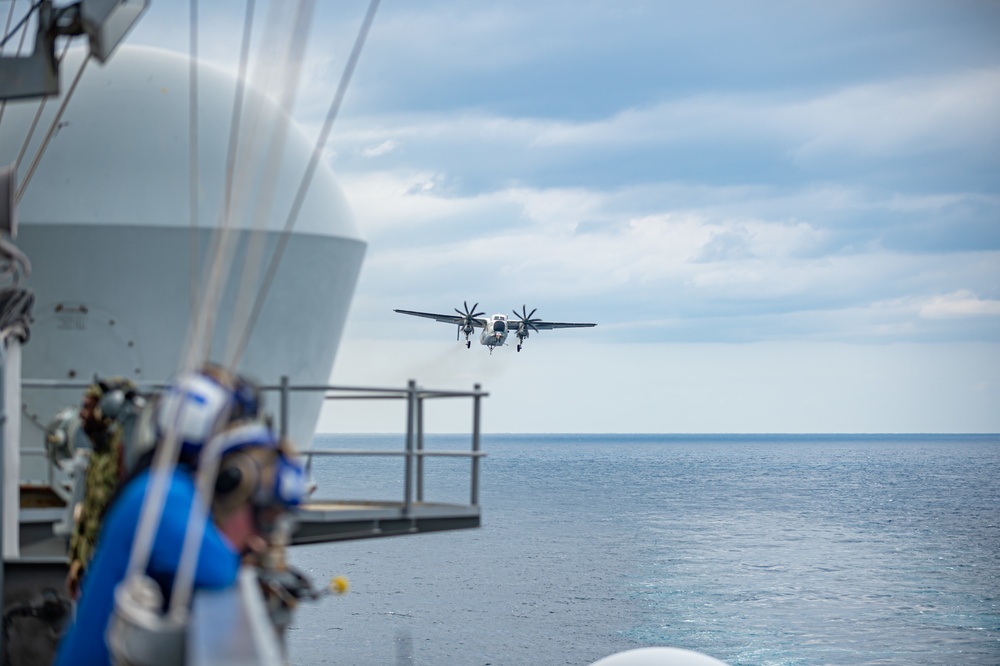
(517, 344, 521, 352)
(466, 341, 471, 348)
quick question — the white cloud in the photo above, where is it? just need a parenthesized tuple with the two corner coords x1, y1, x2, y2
(360, 139, 399, 157)
(919, 291, 1000, 319)
(347, 173, 999, 326)
(788, 68, 1000, 161)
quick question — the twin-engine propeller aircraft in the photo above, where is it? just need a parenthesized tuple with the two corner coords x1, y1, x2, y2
(394, 302, 596, 354)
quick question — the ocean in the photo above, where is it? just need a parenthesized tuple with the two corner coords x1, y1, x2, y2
(286, 434, 1000, 665)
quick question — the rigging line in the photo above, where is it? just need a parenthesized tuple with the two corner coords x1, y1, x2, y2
(201, 0, 254, 363)
(0, 0, 39, 49)
(189, 0, 295, 367)
(0, 0, 37, 128)
(188, 0, 199, 325)
(187, 0, 288, 367)
(220, 0, 255, 238)
(176, 1, 317, 617)
(230, 0, 381, 367)
(1, 0, 18, 52)
(12, 35, 71, 172)
(14, 50, 90, 204)
(223, 0, 315, 367)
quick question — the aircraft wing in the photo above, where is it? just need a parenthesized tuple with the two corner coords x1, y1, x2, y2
(530, 320, 597, 330)
(394, 309, 487, 328)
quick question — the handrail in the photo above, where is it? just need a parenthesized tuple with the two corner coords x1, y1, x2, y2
(19, 376, 489, 517)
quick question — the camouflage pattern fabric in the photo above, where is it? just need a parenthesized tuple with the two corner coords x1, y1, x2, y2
(67, 426, 123, 567)
(67, 378, 135, 575)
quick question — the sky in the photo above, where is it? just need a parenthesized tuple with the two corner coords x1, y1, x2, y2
(124, 1, 999, 433)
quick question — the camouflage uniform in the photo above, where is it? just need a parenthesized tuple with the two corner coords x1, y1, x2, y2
(67, 379, 134, 588)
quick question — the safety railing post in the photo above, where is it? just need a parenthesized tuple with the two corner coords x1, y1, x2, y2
(416, 389, 424, 503)
(403, 379, 416, 516)
(471, 383, 481, 506)
(279, 375, 290, 439)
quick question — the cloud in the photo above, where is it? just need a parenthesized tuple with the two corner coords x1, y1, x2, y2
(527, 67, 1000, 163)
(360, 139, 398, 158)
(788, 68, 1000, 161)
(340, 165, 999, 320)
(919, 291, 1000, 319)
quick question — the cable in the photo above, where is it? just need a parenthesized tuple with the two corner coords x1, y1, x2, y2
(230, 0, 381, 367)
(0, 0, 38, 128)
(223, 0, 315, 366)
(15, 50, 90, 204)
(188, 0, 200, 325)
(0, 0, 40, 49)
(1, 1, 19, 53)
(12, 37, 72, 173)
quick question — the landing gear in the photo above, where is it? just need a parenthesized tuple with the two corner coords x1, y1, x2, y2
(466, 340, 471, 349)
(516, 344, 521, 352)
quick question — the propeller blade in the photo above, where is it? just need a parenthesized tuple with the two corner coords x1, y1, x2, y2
(455, 301, 484, 322)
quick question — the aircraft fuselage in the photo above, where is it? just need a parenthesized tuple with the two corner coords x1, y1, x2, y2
(480, 314, 509, 350)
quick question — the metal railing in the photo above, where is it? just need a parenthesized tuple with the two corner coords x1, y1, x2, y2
(19, 377, 488, 514)
(297, 379, 488, 513)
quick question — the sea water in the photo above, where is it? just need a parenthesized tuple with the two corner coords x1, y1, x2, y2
(286, 434, 1000, 665)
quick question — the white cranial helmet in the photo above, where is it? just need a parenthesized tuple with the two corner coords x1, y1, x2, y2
(155, 372, 234, 455)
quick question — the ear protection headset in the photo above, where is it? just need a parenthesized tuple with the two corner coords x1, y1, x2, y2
(214, 448, 269, 512)
(209, 422, 306, 514)
(214, 449, 306, 511)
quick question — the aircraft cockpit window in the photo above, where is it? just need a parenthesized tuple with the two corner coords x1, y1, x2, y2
(493, 320, 505, 332)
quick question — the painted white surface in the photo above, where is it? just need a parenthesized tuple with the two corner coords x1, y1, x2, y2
(590, 647, 729, 666)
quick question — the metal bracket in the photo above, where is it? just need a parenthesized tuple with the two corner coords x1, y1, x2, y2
(0, 2, 60, 101)
(0, 0, 150, 101)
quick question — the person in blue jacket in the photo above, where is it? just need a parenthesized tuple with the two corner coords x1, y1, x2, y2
(54, 367, 304, 666)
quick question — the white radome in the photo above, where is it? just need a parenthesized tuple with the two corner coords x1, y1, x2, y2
(589, 647, 729, 666)
(2, 45, 366, 468)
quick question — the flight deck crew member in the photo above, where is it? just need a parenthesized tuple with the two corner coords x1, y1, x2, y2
(66, 377, 141, 599)
(53, 367, 305, 666)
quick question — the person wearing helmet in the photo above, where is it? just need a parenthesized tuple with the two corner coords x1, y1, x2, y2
(54, 367, 304, 666)
(65, 377, 143, 600)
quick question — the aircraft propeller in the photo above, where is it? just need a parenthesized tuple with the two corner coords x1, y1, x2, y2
(512, 305, 541, 351)
(454, 301, 484, 341)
